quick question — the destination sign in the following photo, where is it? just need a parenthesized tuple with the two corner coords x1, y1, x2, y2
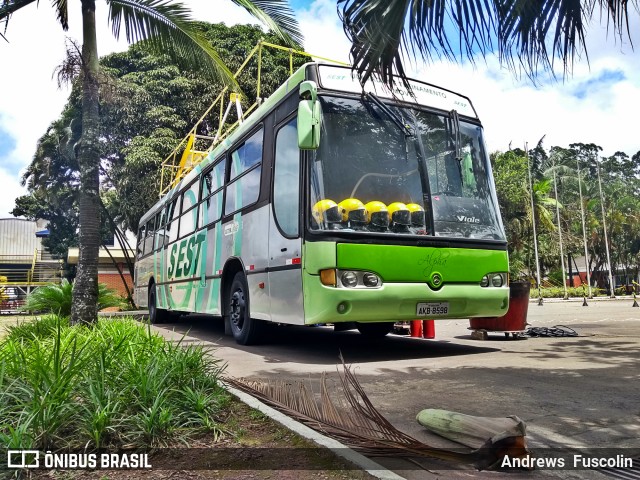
(317, 65, 477, 118)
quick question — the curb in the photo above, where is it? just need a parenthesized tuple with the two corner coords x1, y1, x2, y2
(528, 296, 634, 303)
(223, 382, 405, 480)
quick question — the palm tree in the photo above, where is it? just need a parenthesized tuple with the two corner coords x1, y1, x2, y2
(1, 0, 301, 325)
(337, 0, 634, 87)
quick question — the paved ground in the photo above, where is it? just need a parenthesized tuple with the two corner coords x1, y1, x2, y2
(152, 300, 640, 478)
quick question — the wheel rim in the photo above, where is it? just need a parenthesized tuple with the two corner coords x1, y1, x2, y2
(230, 288, 245, 331)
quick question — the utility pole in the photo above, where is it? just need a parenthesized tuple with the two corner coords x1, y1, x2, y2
(553, 169, 568, 299)
(596, 157, 615, 298)
(525, 144, 543, 305)
(576, 156, 593, 298)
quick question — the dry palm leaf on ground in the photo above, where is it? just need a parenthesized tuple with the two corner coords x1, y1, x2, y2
(223, 359, 531, 470)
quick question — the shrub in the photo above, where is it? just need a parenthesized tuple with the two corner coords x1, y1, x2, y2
(20, 279, 125, 316)
(531, 286, 604, 298)
(0, 316, 227, 449)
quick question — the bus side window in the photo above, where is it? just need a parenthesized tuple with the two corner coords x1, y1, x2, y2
(165, 197, 180, 244)
(199, 159, 225, 227)
(225, 127, 263, 215)
(273, 118, 299, 237)
(136, 224, 146, 259)
(144, 218, 155, 255)
(154, 211, 166, 251)
(179, 179, 199, 238)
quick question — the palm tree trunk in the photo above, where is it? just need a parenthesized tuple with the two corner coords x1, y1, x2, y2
(71, 0, 100, 325)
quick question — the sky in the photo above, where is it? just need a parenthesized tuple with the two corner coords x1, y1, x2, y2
(1, 0, 640, 218)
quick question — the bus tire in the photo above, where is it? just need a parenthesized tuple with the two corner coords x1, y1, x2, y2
(356, 321, 395, 338)
(228, 272, 262, 345)
(148, 283, 171, 324)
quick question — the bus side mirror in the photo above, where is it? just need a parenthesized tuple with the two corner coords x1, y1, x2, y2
(298, 81, 321, 150)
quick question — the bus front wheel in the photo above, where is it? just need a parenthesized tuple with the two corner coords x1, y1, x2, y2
(227, 272, 262, 345)
(356, 322, 395, 338)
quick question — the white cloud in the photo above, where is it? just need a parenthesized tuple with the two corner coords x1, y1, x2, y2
(1, 0, 640, 220)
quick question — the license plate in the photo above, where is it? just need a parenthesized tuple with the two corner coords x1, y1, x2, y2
(416, 302, 449, 316)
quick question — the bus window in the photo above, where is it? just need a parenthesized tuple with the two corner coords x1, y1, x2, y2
(143, 218, 155, 255)
(225, 166, 261, 214)
(136, 224, 146, 259)
(225, 128, 263, 215)
(229, 128, 262, 180)
(165, 196, 180, 244)
(273, 118, 299, 237)
(179, 180, 199, 238)
(155, 210, 166, 251)
(200, 159, 225, 227)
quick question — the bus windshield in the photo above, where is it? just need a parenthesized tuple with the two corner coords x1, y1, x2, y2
(309, 95, 506, 240)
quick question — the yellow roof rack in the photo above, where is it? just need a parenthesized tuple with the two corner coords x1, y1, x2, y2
(159, 41, 347, 196)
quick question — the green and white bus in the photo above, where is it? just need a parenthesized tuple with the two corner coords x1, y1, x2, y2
(134, 63, 509, 345)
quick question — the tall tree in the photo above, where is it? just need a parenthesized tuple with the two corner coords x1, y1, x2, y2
(337, 0, 636, 87)
(0, 0, 301, 325)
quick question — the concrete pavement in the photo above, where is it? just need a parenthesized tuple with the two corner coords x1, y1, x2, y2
(151, 299, 640, 479)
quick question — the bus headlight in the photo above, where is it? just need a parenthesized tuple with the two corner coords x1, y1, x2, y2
(491, 273, 504, 287)
(341, 271, 358, 288)
(481, 273, 507, 287)
(362, 272, 380, 287)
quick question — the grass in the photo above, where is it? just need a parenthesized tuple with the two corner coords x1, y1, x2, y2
(0, 316, 380, 480)
(0, 315, 228, 450)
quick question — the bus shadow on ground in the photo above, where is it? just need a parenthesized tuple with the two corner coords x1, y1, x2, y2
(166, 315, 500, 364)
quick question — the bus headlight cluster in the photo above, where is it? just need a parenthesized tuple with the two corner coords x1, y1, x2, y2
(323, 270, 382, 288)
(480, 273, 507, 287)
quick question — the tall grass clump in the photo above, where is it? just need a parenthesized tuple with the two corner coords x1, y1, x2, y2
(0, 316, 227, 450)
(20, 280, 126, 316)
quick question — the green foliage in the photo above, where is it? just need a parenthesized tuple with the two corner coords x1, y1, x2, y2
(533, 287, 604, 298)
(20, 280, 125, 317)
(493, 139, 640, 294)
(0, 316, 227, 449)
(18, 22, 308, 249)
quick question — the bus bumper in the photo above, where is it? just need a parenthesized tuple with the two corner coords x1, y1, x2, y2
(303, 272, 509, 325)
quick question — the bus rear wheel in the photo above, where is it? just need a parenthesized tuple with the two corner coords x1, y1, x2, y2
(356, 321, 395, 338)
(148, 283, 172, 324)
(227, 272, 262, 345)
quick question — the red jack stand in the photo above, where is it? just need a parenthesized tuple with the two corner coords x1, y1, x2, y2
(423, 320, 435, 339)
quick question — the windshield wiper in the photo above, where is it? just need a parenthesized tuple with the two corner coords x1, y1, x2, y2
(448, 109, 462, 160)
(363, 92, 413, 137)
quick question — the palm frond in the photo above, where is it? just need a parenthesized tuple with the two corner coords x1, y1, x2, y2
(0, 0, 37, 22)
(224, 358, 530, 470)
(338, 0, 496, 88)
(54, 0, 68, 30)
(1, 0, 38, 37)
(228, 0, 303, 47)
(338, 0, 636, 88)
(107, 0, 237, 88)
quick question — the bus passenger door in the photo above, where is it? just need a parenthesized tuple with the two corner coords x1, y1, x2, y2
(268, 118, 304, 325)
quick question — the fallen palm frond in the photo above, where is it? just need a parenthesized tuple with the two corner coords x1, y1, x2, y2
(224, 358, 531, 470)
